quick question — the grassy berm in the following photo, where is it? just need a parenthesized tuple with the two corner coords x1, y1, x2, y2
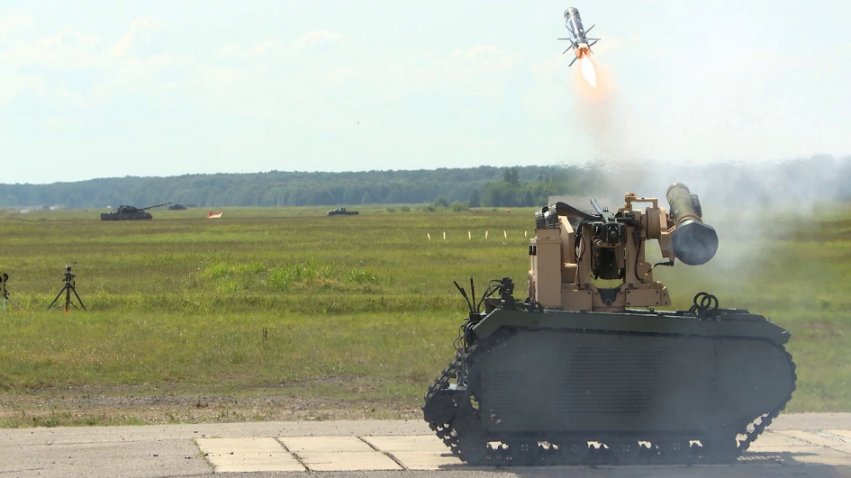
(0, 204, 848, 427)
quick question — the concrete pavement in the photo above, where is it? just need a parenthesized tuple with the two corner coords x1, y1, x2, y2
(0, 414, 849, 477)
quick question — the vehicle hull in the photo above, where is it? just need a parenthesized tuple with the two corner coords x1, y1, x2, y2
(423, 307, 796, 465)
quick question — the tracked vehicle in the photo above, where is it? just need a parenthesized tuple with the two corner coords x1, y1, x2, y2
(100, 202, 171, 221)
(423, 184, 796, 465)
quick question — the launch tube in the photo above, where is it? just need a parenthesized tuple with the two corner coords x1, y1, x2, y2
(666, 183, 718, 265)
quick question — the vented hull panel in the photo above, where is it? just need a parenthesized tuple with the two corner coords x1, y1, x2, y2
(477, 328, 793, 434)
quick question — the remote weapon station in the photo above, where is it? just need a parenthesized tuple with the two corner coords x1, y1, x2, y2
(423, 184, 796, 465)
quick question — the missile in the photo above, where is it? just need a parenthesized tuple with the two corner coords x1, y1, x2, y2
(558, 7, 600, 67)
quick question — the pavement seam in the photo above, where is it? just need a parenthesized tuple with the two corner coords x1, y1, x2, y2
(820, 431, 851, 444)
(275, 436, 309, 472)
(358, 435, 408, 471)
(775, 430, 851, 456)
(192, 438, 216, 473)
(816, 431, 851, 454)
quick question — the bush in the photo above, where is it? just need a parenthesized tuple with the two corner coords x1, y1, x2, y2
(432, 196, 450, 208)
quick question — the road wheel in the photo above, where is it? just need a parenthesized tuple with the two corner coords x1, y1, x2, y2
(610, 440, 641, 465)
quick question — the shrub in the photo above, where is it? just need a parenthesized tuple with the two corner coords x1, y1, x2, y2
(348, 268, 379, 284)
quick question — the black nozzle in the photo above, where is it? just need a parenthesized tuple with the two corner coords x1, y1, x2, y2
(667, 183, 718, 265)
(672, 219, 718, 265)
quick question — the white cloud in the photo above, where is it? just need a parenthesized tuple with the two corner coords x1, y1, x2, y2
(356, 45, 524, 100)
(441, 45, 518, 77)
(295, 30, 347, 49)
(3, 29, 103, 69)
(0, 73, 44, 106)
(247, 38, 286, 57)
(109, 16, 165, 57)
(0, 12, 34, 37)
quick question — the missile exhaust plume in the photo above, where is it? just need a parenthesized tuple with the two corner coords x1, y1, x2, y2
(580, 56, 597, 88)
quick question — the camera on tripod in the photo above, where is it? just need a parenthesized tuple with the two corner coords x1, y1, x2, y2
(63, 266, 75, 285)
(50, 265, 85, 311)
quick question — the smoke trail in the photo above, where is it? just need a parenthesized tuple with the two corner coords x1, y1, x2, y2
(566, 56, 649, 206)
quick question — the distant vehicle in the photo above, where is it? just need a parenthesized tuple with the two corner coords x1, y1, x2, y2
(168, 203, 187, 210)
(327, 207, 359, 216)
(100, 202, 171, 221)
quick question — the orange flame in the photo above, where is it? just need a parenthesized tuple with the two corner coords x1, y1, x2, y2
(580, 56, 597, 88)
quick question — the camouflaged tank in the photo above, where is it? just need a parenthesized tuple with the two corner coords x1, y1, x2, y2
(100, 202, 171, 220)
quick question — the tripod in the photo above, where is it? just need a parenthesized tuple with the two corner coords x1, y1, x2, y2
(1, 272, 10, 311)
(49, 267, 86, 311)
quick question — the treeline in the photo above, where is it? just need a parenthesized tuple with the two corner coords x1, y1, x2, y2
(1, 157, 849, 210)
(0, 166, 600, 209)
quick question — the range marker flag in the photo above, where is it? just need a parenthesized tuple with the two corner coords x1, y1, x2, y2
(207, 211, 223, 219)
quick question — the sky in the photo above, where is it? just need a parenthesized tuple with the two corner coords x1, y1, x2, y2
(1, 0, 849, 184)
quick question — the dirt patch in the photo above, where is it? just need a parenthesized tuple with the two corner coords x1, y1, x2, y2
(0, 384, 421, 428)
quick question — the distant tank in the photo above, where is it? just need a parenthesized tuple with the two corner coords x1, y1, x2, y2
(100, 202, 171, 221)
(423, 184, 796, 465)
(327, 207, 359, 216)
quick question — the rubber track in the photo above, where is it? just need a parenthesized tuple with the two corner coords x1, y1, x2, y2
(423, 325, 797, 466)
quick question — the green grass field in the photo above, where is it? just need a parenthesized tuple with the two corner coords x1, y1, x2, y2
(0, 204, 849, 427)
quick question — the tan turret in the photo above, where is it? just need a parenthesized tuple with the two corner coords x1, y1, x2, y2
(528, 183, 718, 311)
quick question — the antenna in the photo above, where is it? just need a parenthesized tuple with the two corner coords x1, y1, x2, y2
(470, 277, 477, 313)
(453, 281, 474, 315)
